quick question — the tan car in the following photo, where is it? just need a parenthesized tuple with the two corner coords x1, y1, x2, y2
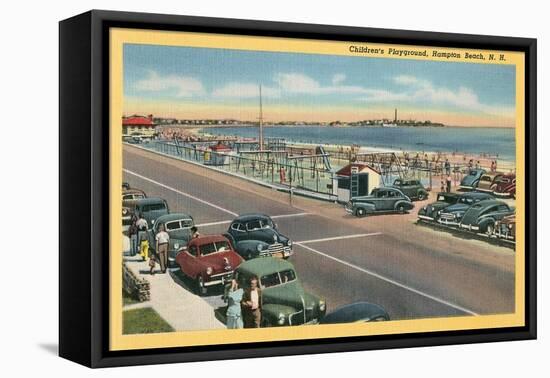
(476, 172, 503, 193)
(122, 188, 147, 226)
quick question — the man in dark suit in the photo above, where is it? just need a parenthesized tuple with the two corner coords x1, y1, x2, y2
(241, 276, 262, 328)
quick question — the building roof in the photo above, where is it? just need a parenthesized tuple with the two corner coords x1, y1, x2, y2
(123, 115, 155, 127)
(209, 143, 232, 151)
(336, 163, 381, 177)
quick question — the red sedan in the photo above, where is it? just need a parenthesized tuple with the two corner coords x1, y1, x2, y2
(492, 174, 516, 199)
(175, 235, 244, 295)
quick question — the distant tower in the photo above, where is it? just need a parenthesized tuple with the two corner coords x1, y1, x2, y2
(394, 108, 398, 123)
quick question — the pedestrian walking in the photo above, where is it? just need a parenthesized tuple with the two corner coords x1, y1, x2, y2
(242, 276, 262, 328)
(446, 174, 452, 193)
(155, 223, 170, 274)
(440, 180, 445, 193)
(139, 227, 150, 261)
(128, 214, 138, 255)
(445, 159, 451, 176)
(225, 279, 244, 329)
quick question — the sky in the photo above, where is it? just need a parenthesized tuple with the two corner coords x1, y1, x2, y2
(123, 43, 517, 127)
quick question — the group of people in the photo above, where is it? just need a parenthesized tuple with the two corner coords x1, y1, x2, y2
(127, 214, 200, 275)
(224, 276, 263, 329)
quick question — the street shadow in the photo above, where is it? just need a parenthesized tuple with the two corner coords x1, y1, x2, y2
(38, 343, 58, 356)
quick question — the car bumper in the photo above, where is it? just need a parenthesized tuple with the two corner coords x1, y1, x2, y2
(493, 191, 512, 197)
(204, 271, 234, 287)
(261, 245, 293, 258)
(459, 224, 479, 231)
(438, 218, 459, 226)
(418, 215, 435, 221)
(459, 185, 474, 190)
(344, 206, 353, 214)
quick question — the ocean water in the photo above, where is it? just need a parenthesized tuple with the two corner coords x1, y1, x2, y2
(203, 126, 516, 162)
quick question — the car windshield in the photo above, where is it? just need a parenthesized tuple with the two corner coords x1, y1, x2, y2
(141, 203, 166, 212)
(246, 219, 273, 231)
(260, 269, 296, 288)
(437, 194, 452, 202)
(497, 177, 510, 183)
(470, 171, 478, 176)
(394, 179, 402, 185)
(199, 240, 231, 256)
(165, 219, 193, 231)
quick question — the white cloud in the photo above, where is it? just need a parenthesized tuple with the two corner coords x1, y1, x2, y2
(212, 83, 280, 99)
(359, 75, 514, 116)
(332, 73, 346, 85)
(274, 73, 369, 95)
(134, 71, 205, 97)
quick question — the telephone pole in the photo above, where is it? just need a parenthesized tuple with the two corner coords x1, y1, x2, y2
(259, 85, 264, 151)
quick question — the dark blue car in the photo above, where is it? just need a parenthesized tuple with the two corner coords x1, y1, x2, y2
(225, 214, 293, 260)
(459, 169, 486, 190)
(437, 192, 493, 227)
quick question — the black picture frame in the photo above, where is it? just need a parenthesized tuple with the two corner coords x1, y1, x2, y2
(59, 9, 537, 368)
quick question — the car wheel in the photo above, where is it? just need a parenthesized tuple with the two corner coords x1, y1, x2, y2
(398, 205, 405, 214)
(356, 208, 367, 217)
(417, 192, 426, 201)
(195, 276, 207, 296)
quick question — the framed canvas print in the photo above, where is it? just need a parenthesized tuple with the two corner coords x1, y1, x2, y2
(59, 10, 537, 368)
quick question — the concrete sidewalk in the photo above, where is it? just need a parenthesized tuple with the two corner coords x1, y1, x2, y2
(124, 255, 225, 331)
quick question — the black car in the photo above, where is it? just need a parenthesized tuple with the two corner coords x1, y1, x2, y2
(459, 200, 515, 235)
(438, 192, 494, 227)
(417, 192, 460, 222)
(320, 302, 390, 324)
(391, 179, 428, 201)
(345, 187, 414, 217)
(224, 214, 293, 260)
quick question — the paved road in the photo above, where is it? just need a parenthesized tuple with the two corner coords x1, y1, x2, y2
(123, 145, 515, 321)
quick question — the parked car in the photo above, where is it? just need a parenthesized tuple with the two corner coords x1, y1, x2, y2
(391, 178, 428, 201)
(458, 200, 515, 235)
(417, 192, 460, 222)
(320, 302, 390, 324)
(437, 192, 494, 227)
(476, 172, 503, 193)
(148, 213, 194, 265)
(492, 174, 516, 199)
(234, 257, 326, 326)
(459, 169, 486, 190)
(122, 188, 146, 201)
(345, 187, 414, 217)
(125, 197, 169, 230)
(175, 235, 244, 295)
(494, 214, 516, 241)
(225, 214, 293, 260)
(122, 188, 148, 226)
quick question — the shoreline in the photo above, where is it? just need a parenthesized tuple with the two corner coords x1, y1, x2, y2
(157, 126, 516, 171)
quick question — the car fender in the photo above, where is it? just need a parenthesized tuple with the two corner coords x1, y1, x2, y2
(354, 202, 375, 214)
(417, 189, 428, 197)
(478, 216, 496, 230)
(262, 303, 296, 325)
(394, 200, 414, 211)
(234, 240, 265, 259)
